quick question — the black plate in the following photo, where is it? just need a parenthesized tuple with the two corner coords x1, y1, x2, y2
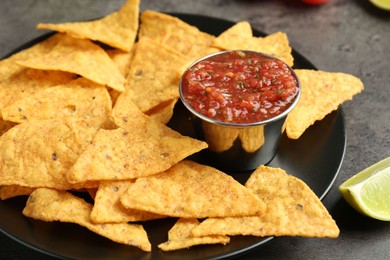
(0, 13, 346, 260)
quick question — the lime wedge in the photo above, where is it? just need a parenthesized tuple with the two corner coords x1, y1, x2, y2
(339, 157, 390, 221)
(370, 0, 390, 11)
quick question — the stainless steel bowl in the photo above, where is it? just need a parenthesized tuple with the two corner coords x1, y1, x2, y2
(179, 50, 301, 172)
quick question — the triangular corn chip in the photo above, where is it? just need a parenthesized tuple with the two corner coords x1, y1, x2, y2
(139, 10, 215, 59)
(0, 118, 16, 136)
(37, 0, 140, 52)
(23, 188, 151, 252)
(120, 160, 266, 218)
(0, 185, 35, 200)
(212, 21, 253, 49)
(91, 180, 165, 223)
(212, 31, 294, 67)
(1, 77, 112, 126)
(112, 38, 187, 113)
(0, 120, 99, 190)
(158, 218, 230, 251)
(17, 34, 126, 92)
(145, 98, 178, 125)
(0, 34, 63, 81)
(285, 69, 364, 139)
(67, 101, 207, 183)
(0, 69, 76, 110)
(192, 165, 339, 238)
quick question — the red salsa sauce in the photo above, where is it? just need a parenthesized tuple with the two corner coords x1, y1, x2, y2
(181, 51, 299, 124)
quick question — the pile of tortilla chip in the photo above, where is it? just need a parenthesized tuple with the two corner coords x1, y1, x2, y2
(0, 0, 363, 253)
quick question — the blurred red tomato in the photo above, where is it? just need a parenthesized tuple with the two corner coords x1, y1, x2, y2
(302, 0, 329, 4)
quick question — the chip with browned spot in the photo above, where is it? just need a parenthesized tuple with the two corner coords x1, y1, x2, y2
(37, 0, 140, 52)
(23, 188, 151, 252)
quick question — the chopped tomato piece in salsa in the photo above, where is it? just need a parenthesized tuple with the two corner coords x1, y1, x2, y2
(181, 51, 299, 124)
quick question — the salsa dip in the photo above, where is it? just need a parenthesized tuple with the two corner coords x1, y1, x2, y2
(180, 50, 300, 126)
(179, 50, 301, 171)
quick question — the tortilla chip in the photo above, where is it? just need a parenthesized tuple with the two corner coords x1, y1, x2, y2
(16, 34, 126, 92)
(285, 69, 364, 139)
(112, 38, 187, 113)
(212, 31, 294, 67)
(120, 160, 265, 218)
(91, 180, 165, 223)
(1, 77, 112, 125)
(0, 118, 16, 136)
(0, 185, 35, 200)
(192, 165, 339, 238)
(106, 49, 134, 105)
(212, 21, 253, 49)
(23, 188, 151, 252)
(158, 218, 230, 251)
(37, 0, 140, 52)
(139, 10, 215, 59)
(0, 68, 76, 110)
(0, 34, 63, 81)
(145, 98, 178, 125)
(67, 101, 207, 183)
(107, 49, 133, 79)
(0, 120, 99, 190)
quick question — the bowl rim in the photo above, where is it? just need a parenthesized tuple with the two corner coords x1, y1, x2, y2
(179, 50, 301, 128)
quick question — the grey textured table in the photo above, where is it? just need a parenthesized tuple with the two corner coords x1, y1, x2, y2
(0, 0, 389, 259)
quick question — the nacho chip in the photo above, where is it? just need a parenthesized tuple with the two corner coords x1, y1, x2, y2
(106, 49, 134, 105)
(23, 188, 151, 252)
(16, 34, 126, 92)
(212, 31, 294, 67)
(107, 49, 133, 78)
(158, 218, 230, 251)
(192, 165, 339, 238)
(37, 0, 140, 52)
(0, 118, 16, 136)
(145, 98, 178, 125)
(212, 21, 253, 49)
(0, 68, 76, 110)
(112, 38, 187, 113)
(67, 101, 207, 183)
(0, 34, 63, 81)
(0, 185, 35, 200)
(285, 69, 364, 139)
(120, 160, 266, 218)
(0, 120, 99, 190)
(91, 180, 165, 223)
(139, 10, 215, 59)
(1, 77, 112, 125)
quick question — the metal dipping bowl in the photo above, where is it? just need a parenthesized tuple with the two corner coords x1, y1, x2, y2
(179, 51, 301, 172)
